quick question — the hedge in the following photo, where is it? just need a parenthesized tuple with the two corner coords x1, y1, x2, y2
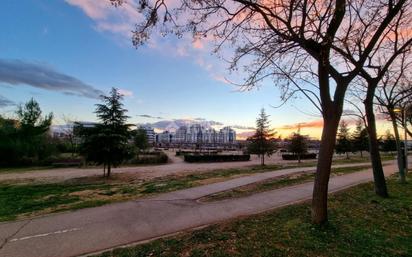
(184, 154, 250, 163)
(281, 153, 317, 160)
(176, 151, 218, 156)
(129, 152, 169, 164)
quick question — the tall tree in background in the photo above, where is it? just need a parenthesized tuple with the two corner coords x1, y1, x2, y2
(79, 88, 131, 177)
(351, 120, 369, 158)
(134, 128, 149, 152)
(111, 0, 411, 224)
(381, 130, 397, 154)
(375, 53, 412, 183)
(288, 133, 308, 163)
(335, 120, 351, 159)
(334, 0, 412, 196)
(17, 98, 53, 137)
(247, 108, 277, 166)
(16, 98, 53, 160)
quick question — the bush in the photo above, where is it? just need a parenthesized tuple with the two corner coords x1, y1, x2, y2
(281, 153, 317, 160)
(128, 151, 169, 164)
(50, 157, 83, 168)
(184, 154, 250, 163)
(176, 151, 218, 156)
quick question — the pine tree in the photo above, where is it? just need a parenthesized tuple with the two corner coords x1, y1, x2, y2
(247, 108, 277, 166)
(351, 119, 369, 157)
(79, 88, 131, 177)
(381, 130, 397, 154)
(335, 120, 352, 159)
(288, 133, 308, 163)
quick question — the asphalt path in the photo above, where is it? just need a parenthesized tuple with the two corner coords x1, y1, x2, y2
(0, 161, 402, 257)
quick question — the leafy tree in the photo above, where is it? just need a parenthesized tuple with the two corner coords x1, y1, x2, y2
(17, 98, 54, 161)
(335, 120, 352, 159)
(134, 128, 149, 152)
(288, 133, 308, 163)
(247, 108, 277, 166)
(351, 120, 369, 157)
(0, 99, 55, 166)
(0, 116, 19, 165)
(79, 88, 131, 177)
(17, 98, 53, 141)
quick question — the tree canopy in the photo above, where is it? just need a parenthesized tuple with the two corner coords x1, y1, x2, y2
(78, 88, 132, 177)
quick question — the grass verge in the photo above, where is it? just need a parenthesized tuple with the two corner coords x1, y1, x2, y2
(96, 176, 412, 257)
(0, 162, 392, 222)
(202, 165, 373, 202)
(0, 164, 296, 221)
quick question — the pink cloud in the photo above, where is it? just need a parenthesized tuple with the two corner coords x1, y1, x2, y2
(118, 89, 134, 97)
(192, 38, 204, 49)
(65, 0, 109, 19)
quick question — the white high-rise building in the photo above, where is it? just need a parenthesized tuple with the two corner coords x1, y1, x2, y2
(157, 124, 236, 144)
(139, 125, 155, 144)
(173, 126, 187, 143)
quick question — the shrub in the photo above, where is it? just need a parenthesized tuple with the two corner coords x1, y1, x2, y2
(176, 151, 218, 156)
(281, 153, 317, 160)
(128, 151, 169, 164)
(184, 154, 250, 163)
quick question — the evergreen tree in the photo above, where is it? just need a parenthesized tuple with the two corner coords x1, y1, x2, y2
(381, 130, 397, 154)
(288, 133, 308, 163)
(134, 128, 149, 152)
(351, 119, 369, 157)
(79, 88, 131, 177)
(335, 120, 352, 159)
(247, 108, 277, 166)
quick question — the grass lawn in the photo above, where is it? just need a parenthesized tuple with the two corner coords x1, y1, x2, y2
(0, 164, 297, 221)
(0, 160, 397, 222)
(0, 166, 56, 174)
(96, 177, 412, 257)
(202, 164, 374, 202)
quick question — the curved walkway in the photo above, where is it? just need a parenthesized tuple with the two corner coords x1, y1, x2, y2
(0, 161, 403, 257)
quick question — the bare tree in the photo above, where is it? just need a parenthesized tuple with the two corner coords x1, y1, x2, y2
(332, 0, 412, 193)
(376, 53, 412, 182)
(111, 0, 410, 224)
(61, 115, 78, 157)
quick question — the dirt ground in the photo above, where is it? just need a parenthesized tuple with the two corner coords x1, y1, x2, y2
(0, 150, 319, 183)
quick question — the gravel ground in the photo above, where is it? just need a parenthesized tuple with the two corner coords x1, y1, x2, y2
(0, 150, 317, 183)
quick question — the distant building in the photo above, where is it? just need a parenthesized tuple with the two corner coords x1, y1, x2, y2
(174, 126, 187, 143)
(139, 125, 155, 145)
(158, 130, 173, 144)
(156, 124, 236, 145)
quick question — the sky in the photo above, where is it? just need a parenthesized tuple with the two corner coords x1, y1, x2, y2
(0, 0, 395, 139)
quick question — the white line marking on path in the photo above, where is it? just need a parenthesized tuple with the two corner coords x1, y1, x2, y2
(10, 228, 82, 242)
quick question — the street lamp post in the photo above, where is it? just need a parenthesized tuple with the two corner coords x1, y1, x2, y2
(394, 107, 406, 182)
(404, 107, 409, 175)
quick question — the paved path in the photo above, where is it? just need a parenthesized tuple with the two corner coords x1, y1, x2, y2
(0, 162, 401, 257)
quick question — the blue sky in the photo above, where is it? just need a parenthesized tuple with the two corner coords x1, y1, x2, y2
(0, 0, 345, 138)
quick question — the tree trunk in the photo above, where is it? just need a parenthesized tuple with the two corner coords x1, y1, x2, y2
(261, 154, 265, 166)
(312, 116, 340, 224)
(360, 150, 363, 158)
(389, 110, 406, 183)
(346, 151, 349, 159)
(107, 161, 111, 177)
(364, 97, 389, 197)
